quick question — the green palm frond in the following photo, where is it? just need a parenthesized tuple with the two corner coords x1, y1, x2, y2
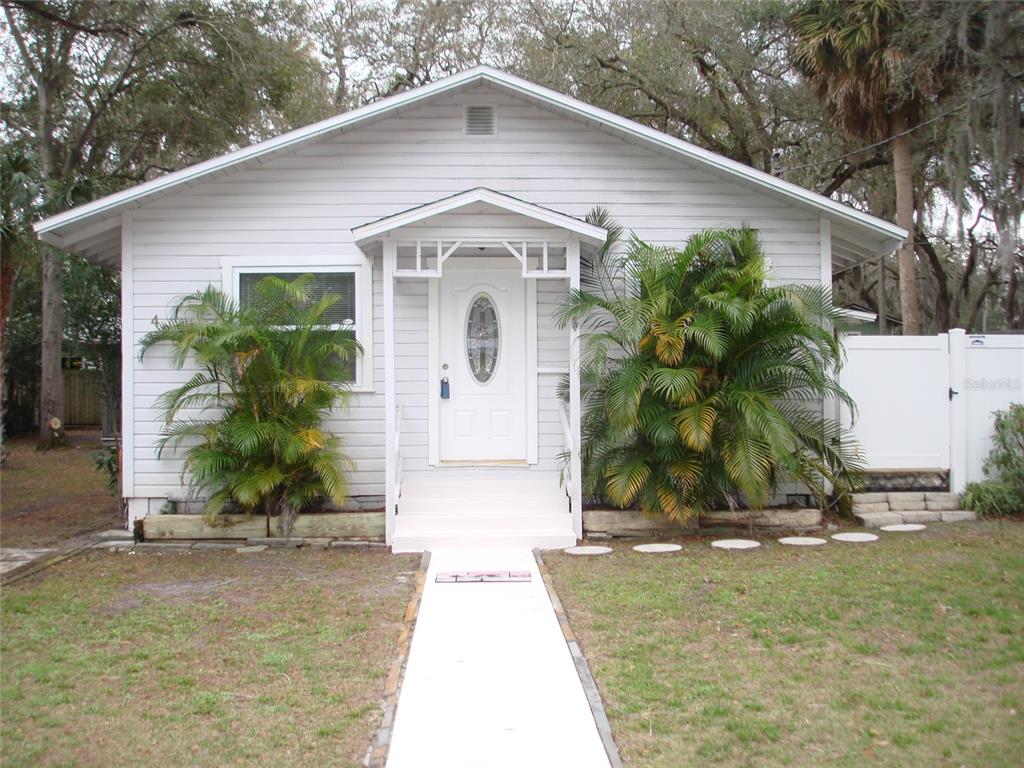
(649, 367, 701, 403)
(676, 398, 719, 450)
(604, 456, 651, 508)
(564, 216, 865, 522)
(140, 275, 358, 535)
(605, 357, 652, 429)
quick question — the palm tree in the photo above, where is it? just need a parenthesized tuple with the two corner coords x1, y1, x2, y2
(558, 224, 862, 522)
(791, 0, 921, 334)
(140, 275, 360, 536)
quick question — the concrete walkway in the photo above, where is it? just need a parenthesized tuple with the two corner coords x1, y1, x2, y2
(386, 547, 611, 768)
(0, 548, 56, 576)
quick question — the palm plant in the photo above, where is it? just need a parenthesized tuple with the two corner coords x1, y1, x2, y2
(559, 222, 862, 522)
(140, 275, 359, 536)
(791, 0, 924, 333)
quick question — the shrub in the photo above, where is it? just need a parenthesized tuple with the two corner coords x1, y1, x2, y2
(140, 275, 359, 535)
(962, 403, 1024, 516)
(90, 443, 119, 495)
(963, 480, 1022, 517)
(558, 222, 861, 522)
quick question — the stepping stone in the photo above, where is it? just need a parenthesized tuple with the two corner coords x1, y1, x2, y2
(888, 491, 925, 502)
(940, 509, 977, 522)
(851, 492, 887, 504)
(564, 545, 612, 556)
(926, 499, 959, 511)
(880, 523, 926, 532)
(889, 499, 926, 511)
(95, 529, 135, 542)
(925, 492, 961, 511)
(134, 542, 192, 552)
(330, 540, 370, 549)
(246, 537, 304, 547)
(854, 511, 903, 528)
(900, 510, 940, 523)
(777, 536, 827, 546)
(93, 541, 133, 551)
(831, 532, 879, 543)
(852, 502, 890, 514)
(632, 543, 682, 553)
(0, 548, 54, 561)
(711, 539, 760, 550)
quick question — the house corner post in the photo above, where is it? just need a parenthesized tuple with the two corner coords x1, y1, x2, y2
(568, 239, 583, 539)
(120, 211, 137, 529)
(383, 239, 397, 545)
(948, 328, 968, 495)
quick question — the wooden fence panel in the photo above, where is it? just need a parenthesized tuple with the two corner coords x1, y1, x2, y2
(63, 369, 102, 426)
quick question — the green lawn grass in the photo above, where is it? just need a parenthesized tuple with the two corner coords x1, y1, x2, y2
(1, 548, 418, 767)
(545, 521, 1024, 767)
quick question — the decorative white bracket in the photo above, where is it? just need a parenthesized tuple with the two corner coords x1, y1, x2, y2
(393, 240, 462, 278)
(501, 240, 570, 279)
(390, 239, 571, 280)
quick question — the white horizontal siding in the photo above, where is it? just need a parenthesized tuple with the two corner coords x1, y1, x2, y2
(127, 83, 821, 503)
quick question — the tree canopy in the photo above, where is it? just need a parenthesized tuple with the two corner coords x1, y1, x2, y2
(2, 0, 1022, 445)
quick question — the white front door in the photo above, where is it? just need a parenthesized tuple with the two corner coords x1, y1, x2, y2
(439, 260, 527, 462)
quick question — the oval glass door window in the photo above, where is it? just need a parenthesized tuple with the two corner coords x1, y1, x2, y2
(466, 294, 499, 383)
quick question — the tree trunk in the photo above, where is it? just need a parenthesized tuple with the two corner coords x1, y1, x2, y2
(915, 224, 950, 331)
(1008, 268, 1020, 330)
(38, 245, 65, 449)
(877, 256, 887, 334)
(0, 235, 12, 464)
(890, 112, 920, 334)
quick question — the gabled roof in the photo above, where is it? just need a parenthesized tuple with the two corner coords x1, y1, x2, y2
(352, 188, 608, 247)
(34, 65, 906, 265)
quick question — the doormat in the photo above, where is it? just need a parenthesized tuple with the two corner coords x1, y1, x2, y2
(435, 571, 531, 583)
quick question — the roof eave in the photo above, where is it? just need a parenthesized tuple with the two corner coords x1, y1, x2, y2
(477, 69, 907, 244)
(33, 67, 497, 239)
(34, 64, 907, 254)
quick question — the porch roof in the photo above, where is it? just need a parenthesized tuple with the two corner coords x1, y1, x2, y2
(351, 188, 609, 248)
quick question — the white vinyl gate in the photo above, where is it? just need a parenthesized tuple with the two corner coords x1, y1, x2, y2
(840, 330, 1024, 492)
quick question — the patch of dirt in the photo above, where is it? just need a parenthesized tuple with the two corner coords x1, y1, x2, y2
(98, 549, 417, 614)
(105, 576, 252, 613)
(3, 492, 111, 519)
(1, 430, 122, 548)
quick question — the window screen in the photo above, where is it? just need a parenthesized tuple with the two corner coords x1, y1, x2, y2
(238, 271, 356, 326)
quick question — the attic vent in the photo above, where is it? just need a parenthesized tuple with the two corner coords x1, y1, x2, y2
(464, 105, 496, 136)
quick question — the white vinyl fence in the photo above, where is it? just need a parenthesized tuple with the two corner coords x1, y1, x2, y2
(839, 330, 1024, 492)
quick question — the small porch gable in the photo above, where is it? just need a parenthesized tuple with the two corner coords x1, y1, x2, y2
(354, 189, 600, 550)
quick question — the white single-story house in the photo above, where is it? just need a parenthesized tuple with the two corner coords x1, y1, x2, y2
(34, 66, 905, 552)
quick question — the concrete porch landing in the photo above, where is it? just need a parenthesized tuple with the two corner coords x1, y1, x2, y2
(385, 547, 610, 767)
(391, 469, 577, 552)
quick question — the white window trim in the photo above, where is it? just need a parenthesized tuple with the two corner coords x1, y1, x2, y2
(220, 255, 374, 393)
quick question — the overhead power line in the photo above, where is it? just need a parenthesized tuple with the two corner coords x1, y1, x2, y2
(776, 70, 1024, 175)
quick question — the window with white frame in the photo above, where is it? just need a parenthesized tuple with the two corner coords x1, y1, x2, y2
(222, 259, 374, 391)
